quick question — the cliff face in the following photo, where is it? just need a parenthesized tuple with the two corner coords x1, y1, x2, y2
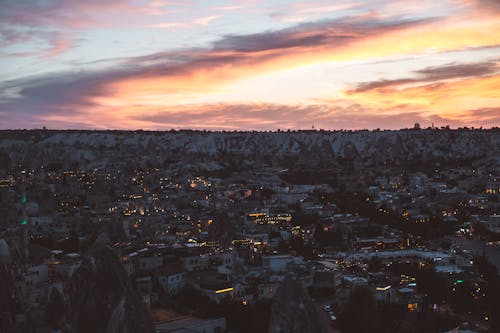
(269, 274, 323, 333)
(69, 245, 154, 333)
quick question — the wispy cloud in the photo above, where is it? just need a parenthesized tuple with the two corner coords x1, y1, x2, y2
(151, 15, 219, 29)
(350, 60, 499, 92)
(0, 29, 77, 59)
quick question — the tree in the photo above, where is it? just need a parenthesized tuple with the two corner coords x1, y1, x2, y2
(416, 268, 448, 305)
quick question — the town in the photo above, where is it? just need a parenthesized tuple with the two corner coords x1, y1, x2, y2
(0, 128, 499, 333)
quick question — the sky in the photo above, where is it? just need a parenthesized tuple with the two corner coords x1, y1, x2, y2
(0, 0, 499, 130)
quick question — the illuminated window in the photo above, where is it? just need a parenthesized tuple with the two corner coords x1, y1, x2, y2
(407, 303, 418, 312)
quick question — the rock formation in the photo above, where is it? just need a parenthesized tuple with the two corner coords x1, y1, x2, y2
(269, 273, 323, 333)
(69, 243, 154, 333)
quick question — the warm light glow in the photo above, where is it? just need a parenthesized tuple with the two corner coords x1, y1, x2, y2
(376, 285, 391, 291)
(215, 287, 234, 294)
(407, 303, 418, 312)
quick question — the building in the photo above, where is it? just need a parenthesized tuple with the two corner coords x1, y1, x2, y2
(262, 255, 295, 273)
(155, 316, 226, 333)
(181, 254, 210, 271)
(157, 265, 187, 295)
(476, 214, 500, 233)
(313, 270, 340, 290)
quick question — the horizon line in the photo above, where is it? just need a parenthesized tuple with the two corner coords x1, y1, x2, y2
(1, 126, 499, 133)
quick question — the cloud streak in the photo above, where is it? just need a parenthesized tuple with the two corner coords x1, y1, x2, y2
(129, 103, 449, 130)
(350, 60, 499, 92)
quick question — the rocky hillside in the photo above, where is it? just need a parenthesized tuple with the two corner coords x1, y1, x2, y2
(0, 129, 498, 170)
(268, 273, 323, 333)
(69, 242, 154, 333)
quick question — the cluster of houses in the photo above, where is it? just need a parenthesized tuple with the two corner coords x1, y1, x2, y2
(0, 153, 498, 332)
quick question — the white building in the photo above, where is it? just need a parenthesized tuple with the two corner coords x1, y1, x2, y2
(262, 255, 295, 273)
(157, 265, 187, 295)
(181, 254, 210, 271)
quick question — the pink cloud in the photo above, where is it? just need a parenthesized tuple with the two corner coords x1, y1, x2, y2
(0, 30, 76, 59)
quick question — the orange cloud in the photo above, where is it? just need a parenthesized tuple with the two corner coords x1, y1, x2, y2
(345, 75, 500, 119)
(95, 15, 500, 111)
(37, 100, 494, 130)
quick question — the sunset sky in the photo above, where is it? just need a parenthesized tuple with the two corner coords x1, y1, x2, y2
(0, 0, 499, 130)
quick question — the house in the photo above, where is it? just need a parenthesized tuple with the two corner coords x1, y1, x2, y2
(181, 254, 210, 271)
(136, 276, 152, 294)
(262, 255, 295, 273)
(136, 253, 163, 271)
(257, 282, 280, 300)
(157, 265, 187, 295)
(314, 270, 340, 290)
(156, 316, 226, 333)
(192, 271, 234, 304)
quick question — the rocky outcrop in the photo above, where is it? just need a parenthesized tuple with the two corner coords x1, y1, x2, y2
(269, 274, 323, 333)
(0, 262, 13, 330)
(0, 239, 11, 265)
(1, 129, 498, 171)
(69, 244, 154, 333)
(208, 213, 234, 248)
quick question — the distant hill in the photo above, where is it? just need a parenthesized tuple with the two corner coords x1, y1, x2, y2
(0, 129, 498, 170)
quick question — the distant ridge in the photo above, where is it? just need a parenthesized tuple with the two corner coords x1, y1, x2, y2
(0, 128, 498, 171)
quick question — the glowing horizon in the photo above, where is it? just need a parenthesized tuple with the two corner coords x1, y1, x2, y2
(0, 0, 499, 130)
